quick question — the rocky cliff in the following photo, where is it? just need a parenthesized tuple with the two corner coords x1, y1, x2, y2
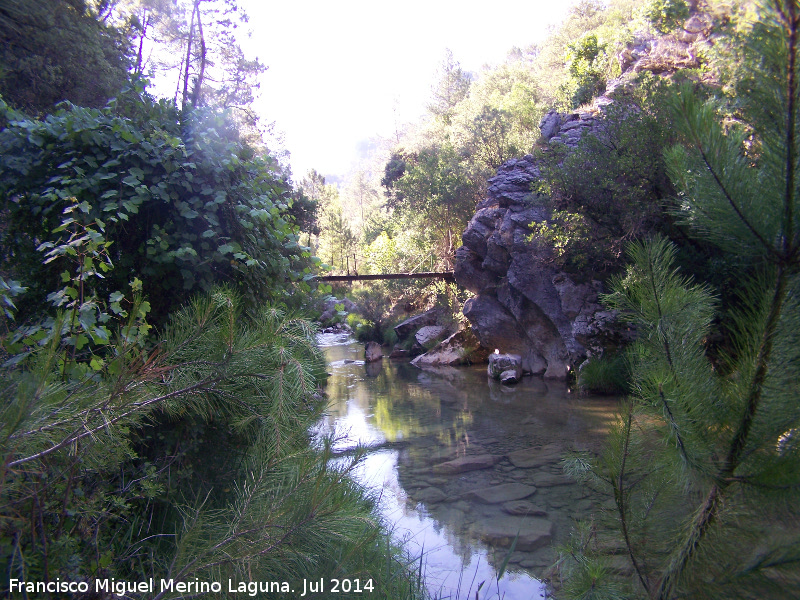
(454, 152, 622, 379)
(454, 101, 643, 378)
(452, 11, 716, 378)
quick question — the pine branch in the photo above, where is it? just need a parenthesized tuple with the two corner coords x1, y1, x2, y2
(6, 376, 223, 468)
(613, 408, 652, 594)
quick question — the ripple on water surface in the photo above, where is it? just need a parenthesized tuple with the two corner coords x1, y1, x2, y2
(315, 336, 620, 600)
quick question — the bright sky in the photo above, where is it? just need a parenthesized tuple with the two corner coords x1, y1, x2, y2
(241, 1, 571, 181)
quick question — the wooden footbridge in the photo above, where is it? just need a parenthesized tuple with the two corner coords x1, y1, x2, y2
(316, 271, 454, 283)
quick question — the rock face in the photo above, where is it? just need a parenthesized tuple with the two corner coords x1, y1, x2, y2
(454, 152, 628, 378)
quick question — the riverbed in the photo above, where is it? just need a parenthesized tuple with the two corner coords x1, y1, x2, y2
(315, 333, 620, 600)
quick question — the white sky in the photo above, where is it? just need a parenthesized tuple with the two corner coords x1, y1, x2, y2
(241, 1, 571, 181)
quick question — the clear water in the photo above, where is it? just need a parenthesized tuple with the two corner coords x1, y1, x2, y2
(315, 333, 619, 600)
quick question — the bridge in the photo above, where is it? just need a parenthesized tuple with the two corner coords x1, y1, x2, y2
(316, 271, 454, 283)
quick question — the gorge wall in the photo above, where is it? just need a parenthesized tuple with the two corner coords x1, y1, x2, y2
(451, 13, 715, 378)
(454, 148, 622, 379)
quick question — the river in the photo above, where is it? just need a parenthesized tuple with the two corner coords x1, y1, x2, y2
(315, 333, 620, 600)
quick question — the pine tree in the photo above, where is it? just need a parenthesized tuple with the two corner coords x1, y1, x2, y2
(559, 1, 800, 598)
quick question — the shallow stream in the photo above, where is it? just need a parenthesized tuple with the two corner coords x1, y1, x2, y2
(315, 333, 620, 600)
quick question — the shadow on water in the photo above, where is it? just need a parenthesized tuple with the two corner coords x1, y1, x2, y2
(315, 333, 620, 600)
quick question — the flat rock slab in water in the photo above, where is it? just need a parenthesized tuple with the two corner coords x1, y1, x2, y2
(411, 486, 447, 504)
(474, 516, 554, 552)
(507, 444, 563, 468)
(531, 472, 573, 487)
(502, 500, 548, 516)
(432, 454, 502, 474)
(464, 483, 537, 504)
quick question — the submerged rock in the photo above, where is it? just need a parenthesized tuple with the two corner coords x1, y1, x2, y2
(432, 454, 502, 474)
(507, 444, 563, 469)
(502, 500, 548, 516)
(474, 516, 554, 552)
(463, 483, 537, 504)
(411, 486, 447, 504)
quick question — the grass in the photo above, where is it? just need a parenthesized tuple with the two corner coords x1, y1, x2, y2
(577, 353, 630, 395)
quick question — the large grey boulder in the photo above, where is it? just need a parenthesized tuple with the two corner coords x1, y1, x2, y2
(455, 156, 626, 378)
(539, 109, 562, 140)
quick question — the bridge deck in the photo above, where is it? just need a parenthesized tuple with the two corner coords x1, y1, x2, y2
(316, 271, 454, 282)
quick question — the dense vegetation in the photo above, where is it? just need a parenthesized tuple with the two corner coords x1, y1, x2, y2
(554, 2, 800, 599)
(0, 1, 425, 597)
(2, 0, 798, 599)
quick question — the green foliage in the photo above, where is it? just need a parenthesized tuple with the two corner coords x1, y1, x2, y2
(560, 3, 800, 597)
(382, 144, 480, 267)
(577, 353, 630, 395)
(566, 33, 609, 108)
(0, 0, 132, 114)
(427, 49, 472, 126)
(0, 289, 426, 597)
(0, 92, 313, 325)
(534, 77, 679, 275)
(645, 0, 691, 34)
(529, 209, 597, 273)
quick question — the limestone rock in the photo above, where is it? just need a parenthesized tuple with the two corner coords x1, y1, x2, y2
(318, 296, 358, 324)
(414, 325, 449, 347)
(364, 341, 382, 363)
(463, 483, 537, 504)
(500, 369, 520, 384)
(488, 353, 522, 381)
(539, 109, 562, 140)
(394, 308, 442, 340)
(389, 345, 408, 359)
(455, 155, 623, 378)
(411, 329, 489, 367)
(432, 454, 502, 474)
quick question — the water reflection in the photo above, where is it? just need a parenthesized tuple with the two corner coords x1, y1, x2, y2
(316, 335, 618, 600)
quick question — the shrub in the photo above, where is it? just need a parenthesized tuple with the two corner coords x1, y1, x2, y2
(0, 91, 316, 326)
(577, 353, 630, 395)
